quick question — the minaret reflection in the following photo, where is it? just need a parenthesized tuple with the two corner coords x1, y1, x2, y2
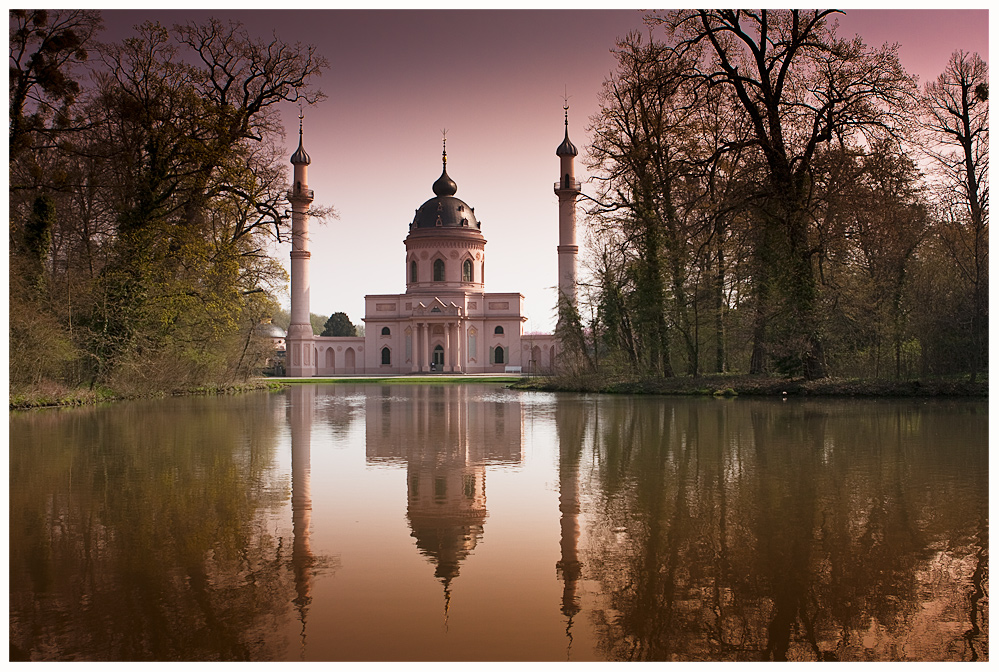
(366, 385, 523, 626)
(288, 385, 315, 656)
(555, 396, 586, 659)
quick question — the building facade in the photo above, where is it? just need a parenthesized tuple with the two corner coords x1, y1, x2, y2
(285, 112, 579, 376)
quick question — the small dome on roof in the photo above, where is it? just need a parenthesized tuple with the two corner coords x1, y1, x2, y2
(432, 165, 458, 197)
(556, 104, 578, 157)
(291, 114, 311, 165)
(256, 322, 286, 338)
(556, 127, 577, 157)
(291, 136, 311, 165)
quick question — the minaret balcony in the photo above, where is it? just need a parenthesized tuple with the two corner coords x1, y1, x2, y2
(287, 187, 315, 200)
(554, 179, 581, 193)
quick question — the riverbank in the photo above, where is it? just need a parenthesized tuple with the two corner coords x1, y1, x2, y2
(8, 374, 522, 410)
(12, 372, 987, 410)
(511, 374, 988, 398)
(9, 380, 288, 411)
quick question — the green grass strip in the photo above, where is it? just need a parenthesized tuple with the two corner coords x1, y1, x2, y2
(277, 376, 522, 385)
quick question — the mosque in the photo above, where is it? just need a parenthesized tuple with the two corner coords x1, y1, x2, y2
(282, 108, 582, 376)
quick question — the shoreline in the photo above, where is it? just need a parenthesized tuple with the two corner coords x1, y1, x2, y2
(510, 374, 988, 398)
(10, 373, 988, 411)
(7, 375, 521, 411)
(8, 380, 288, 412)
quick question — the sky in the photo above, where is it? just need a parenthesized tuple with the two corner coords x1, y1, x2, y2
(95, 8, 990, 333)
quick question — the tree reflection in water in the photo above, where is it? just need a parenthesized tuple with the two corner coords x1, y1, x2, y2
(574, 397, 988, 661)
(9, 391, 337, 661)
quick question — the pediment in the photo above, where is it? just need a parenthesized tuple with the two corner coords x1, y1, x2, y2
(412, 297, 462, 316)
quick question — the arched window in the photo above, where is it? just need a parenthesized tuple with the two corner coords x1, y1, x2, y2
(433, 258, 445, 282)
(462, 259, 473, 282)
(381, 326, 391, 336)
(495, 346, 505, 364)
(410, 260, 417, 283)
(494, 325, 504, 335)
(381, 347, 391, 365)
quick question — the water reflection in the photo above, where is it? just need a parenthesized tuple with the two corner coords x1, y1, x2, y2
(363, 386, 523, 621)
(555, 395, 585, 656)
(9, 394, 295, 660)
(578, 397, 988, 661)
(288, 385, 315, 656)
(9, 388, 988, 661)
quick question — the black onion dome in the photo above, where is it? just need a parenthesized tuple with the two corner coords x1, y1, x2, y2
(432, 165, 458, 196)
(556, 127, 577, 157)
(291, 136, 311, 165)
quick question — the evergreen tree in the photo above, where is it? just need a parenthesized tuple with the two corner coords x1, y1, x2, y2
(321, 312, 357, 337)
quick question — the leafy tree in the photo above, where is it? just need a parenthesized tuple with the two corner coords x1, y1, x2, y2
(270, 307, 290, 331)
(84, 20, 323, 390)
(321, 312, 357, 337)
(309, 312, 327, 336)
(8, 15, 327, 394)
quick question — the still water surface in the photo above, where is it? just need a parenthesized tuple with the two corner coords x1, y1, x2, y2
(9, 384, 988, 661)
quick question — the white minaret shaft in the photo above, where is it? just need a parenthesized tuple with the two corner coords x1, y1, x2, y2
(287, 112, 315, 377)
(554, 103, 580, 308)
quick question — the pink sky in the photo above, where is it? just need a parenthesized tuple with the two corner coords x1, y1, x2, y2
(98, 9, 989, 332)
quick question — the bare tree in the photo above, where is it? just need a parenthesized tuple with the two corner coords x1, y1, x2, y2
(9, 9, 103, 157)
(650, 10, 915, 378)
(921, 50, 988, 381)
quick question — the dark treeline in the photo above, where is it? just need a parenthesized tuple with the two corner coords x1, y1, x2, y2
(564, 10, 987, 381)
(9, 10, 329, 395)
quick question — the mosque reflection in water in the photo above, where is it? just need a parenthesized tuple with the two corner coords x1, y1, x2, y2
(365, 385, 517, 606)
(289, 384, 585, 636)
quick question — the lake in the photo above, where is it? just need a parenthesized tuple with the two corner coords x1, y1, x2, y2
(9, 384, 988, 661)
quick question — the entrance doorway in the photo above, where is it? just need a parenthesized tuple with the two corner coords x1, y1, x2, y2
(432, 345, 445, 371)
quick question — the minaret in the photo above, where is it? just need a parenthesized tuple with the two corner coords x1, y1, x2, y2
(287, 110, 316, 377)
(554, 102, 580, 308)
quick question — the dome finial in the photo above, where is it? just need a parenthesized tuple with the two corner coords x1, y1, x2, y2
(441, 128, 448, 166)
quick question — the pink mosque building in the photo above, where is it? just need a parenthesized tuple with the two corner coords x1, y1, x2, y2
(284, 109, 581, 376)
